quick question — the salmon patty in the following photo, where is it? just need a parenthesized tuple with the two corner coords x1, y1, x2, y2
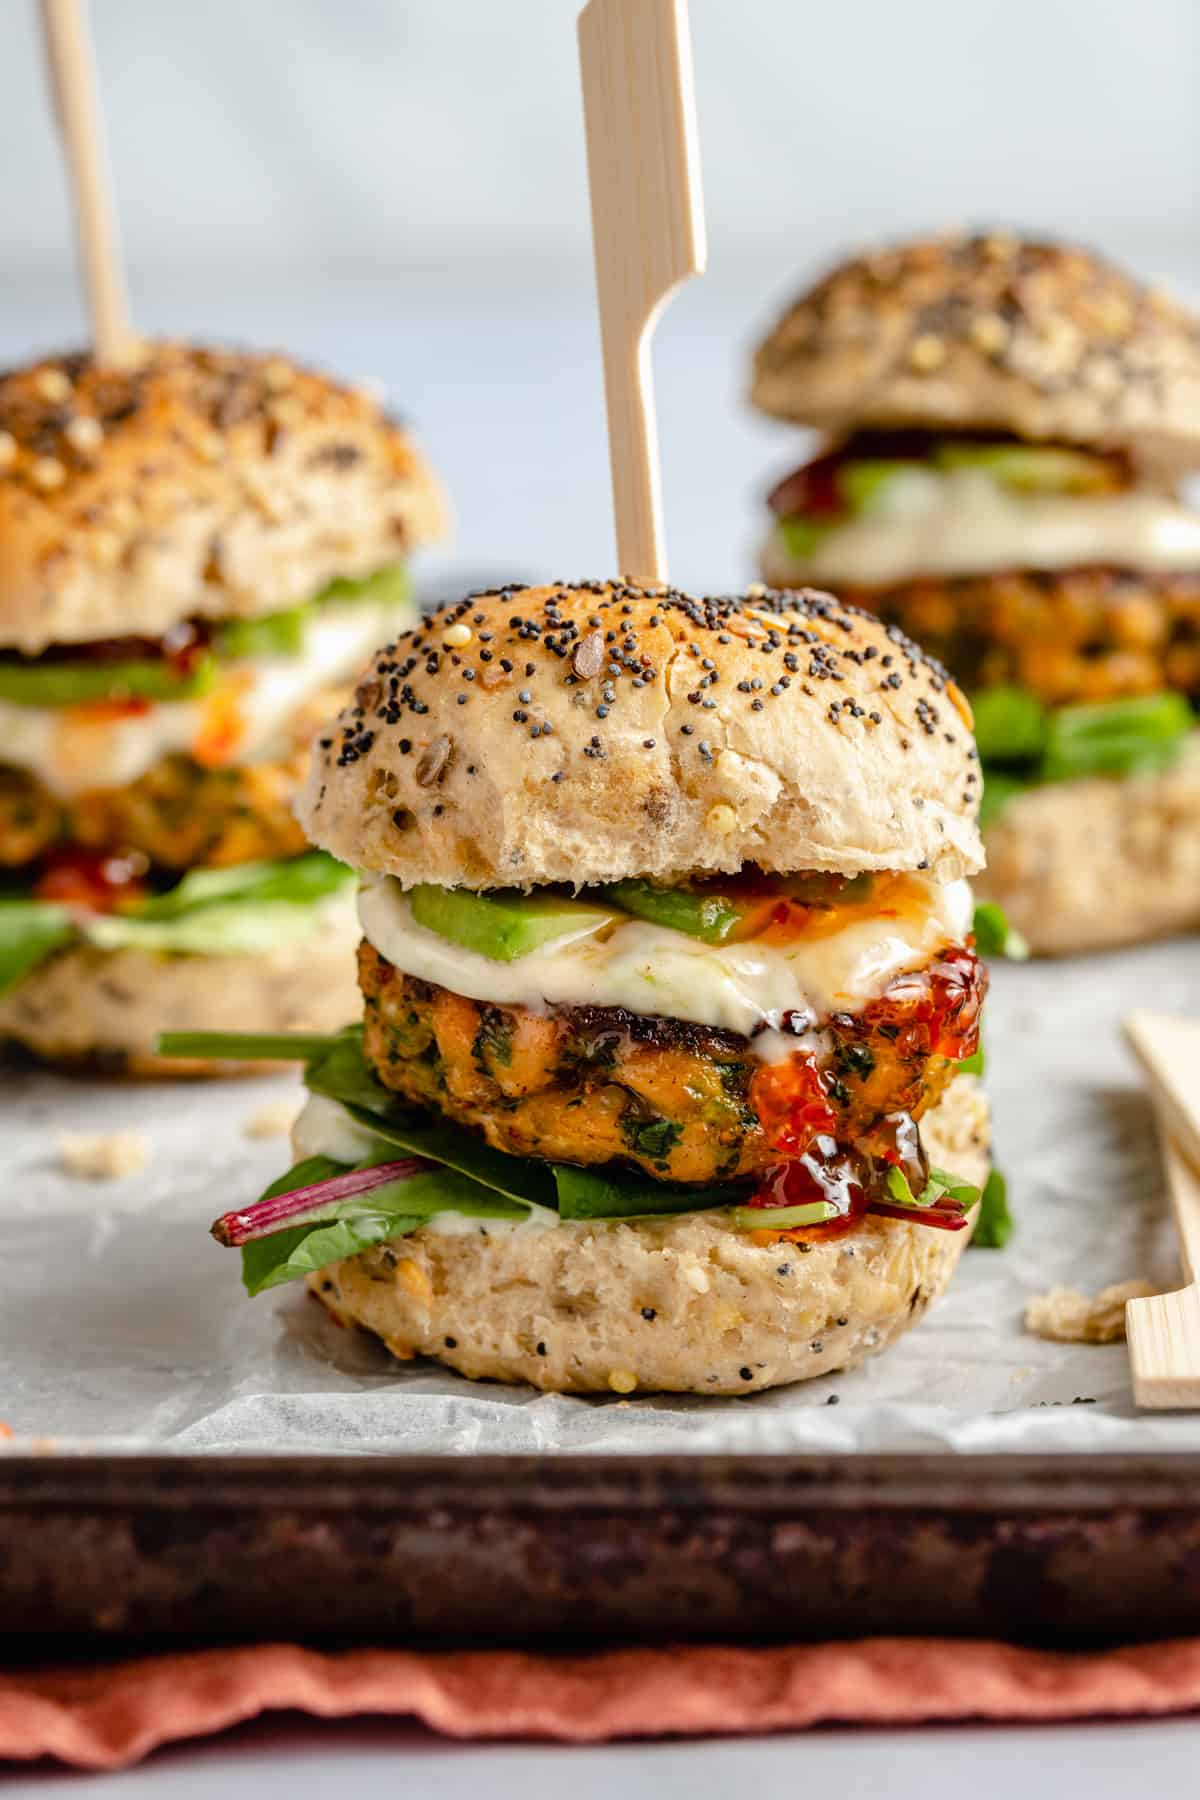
(840, 566, 1200, 707)
(358, 939, 985, 1186)
(0, 686, 346, 870)
(0, 748, 311, 870)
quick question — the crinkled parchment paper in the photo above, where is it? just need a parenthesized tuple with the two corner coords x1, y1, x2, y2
(4, 940, 1200, 1456)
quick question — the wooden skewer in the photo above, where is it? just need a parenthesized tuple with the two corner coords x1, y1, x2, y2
(1122, 1011, 1200, 1408)
(578, 0, 706, 585)
(39, 0, 139, 369)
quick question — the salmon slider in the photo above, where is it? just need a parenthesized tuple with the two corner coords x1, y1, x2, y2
(0, 345, 445, 1069)
(753, 232, 1200, 953)
(187, 580, 993, 1394)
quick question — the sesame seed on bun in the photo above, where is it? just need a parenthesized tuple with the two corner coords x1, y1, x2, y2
(752, 231, 1200, 466)
(298, 579, 984, 888)
(0, 343, 448, 654)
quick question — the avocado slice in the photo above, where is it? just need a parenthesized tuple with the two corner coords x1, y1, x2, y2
(599, 879, 768, 945)
(836, 458, 925, 515)
(316, 563, 410, 608)
(602, 873, 876, 943)
(409, 885, 617, 962)
(0, 651, 218, 707)
(215, 565, 412, 661)
(931, 441, 1120, 495)
(776, 517, 833, 560)
(216, 604, 314, 661)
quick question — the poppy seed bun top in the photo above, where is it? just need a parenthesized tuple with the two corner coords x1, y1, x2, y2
(752, 231, 1200, 465)
(299, 580, 984, 888)
(0, 343, 448, 653)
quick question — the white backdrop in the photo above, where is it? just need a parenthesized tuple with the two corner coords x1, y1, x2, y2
(1, 0, 1196, 280)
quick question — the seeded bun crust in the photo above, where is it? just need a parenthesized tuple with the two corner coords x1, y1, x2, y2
(0, 344, 448, 653)
(752, 232, 1200, 465)
(976, 735, 1200, 955)
(300, 580, 984, 888)
(307, 1073, 988, 1395)
(0, 892, 360, 1076)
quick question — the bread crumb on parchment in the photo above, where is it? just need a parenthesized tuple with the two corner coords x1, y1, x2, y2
(242, 1098, 302, 1140)
(56, 1131, 150, 1179)
(1024, 1279, 1158, 1345)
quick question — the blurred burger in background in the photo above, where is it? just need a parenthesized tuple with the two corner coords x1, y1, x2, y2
(0, 344, 446, 1070)
(751, 231, 1200, 954)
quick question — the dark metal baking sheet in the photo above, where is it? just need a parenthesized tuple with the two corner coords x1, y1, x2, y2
(3, 1451, 1200, 1657)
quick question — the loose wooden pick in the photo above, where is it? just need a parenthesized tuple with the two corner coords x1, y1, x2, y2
(578, 0, 706, 584)
(39, 0, 140, 369)
(1123, 1010, 1200, 1408)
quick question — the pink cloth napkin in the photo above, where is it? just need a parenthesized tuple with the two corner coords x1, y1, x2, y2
(4, 1636, 1200, 1769)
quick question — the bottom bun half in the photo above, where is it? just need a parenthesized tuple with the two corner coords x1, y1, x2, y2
(977, 735, 1200, 956)
(308, 1073, 990, 1396)
(0, 894, 360, 1076)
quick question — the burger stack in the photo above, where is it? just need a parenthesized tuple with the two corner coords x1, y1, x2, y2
(0, 344, 445, 1068)
(195, 579, 993, 1396)
(752, 231, 1200, 953)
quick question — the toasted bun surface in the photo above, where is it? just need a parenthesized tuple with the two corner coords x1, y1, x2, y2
(0, 344, 447, 653)
(0, 893, 360, 1075)
(300, 580, 984, 887)
(976, 735, 1200, 955)
(752, 231, 1200, 464)
(308, 1073, 988, 1395)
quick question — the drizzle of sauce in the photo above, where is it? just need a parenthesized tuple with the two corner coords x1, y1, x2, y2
(746, 1134, 870, 1242)
(749, 1052, 837, 1159)
(875, 943, 984, 1063)
(33, 846, 149, 915)
(688, 868, 932, 948)
(743, 940, 985, 1243)
(743, 1110, 970, 1243)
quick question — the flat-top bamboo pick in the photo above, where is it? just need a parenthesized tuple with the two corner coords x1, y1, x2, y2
(1123, 1010, 1200, 1408)
(39, 0, 140, 368)
(578, 0, 706, 584)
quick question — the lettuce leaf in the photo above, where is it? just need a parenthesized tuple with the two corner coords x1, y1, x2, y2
(196, 1033, 1007, 1296)
(243, 1212, 423, 1294)
(90, 853, 353, 954)
(553, 1162, 742, 1221)
(974, 689, 1194, 818)
(1041, 692, 1193, 783)
(237, 1152, 532, 1294)
(970, 687, 1047, 763)
(0, 853, 352, 984)
(85, 898, 341, 957)
(972, 1168, 1013, 1249)
(133, 852, 351, 920)
(884, 1164, 980, 1211)
(972, 901, 1029, 961)
(0, 898, 75, 995)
